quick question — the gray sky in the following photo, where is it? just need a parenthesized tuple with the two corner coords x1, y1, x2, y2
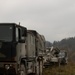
(0, 0, 75, 42)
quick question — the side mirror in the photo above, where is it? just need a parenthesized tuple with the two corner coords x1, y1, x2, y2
(22, 28, 27, 37)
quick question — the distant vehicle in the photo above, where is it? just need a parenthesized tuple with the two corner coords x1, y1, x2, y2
(43, 47, 68, 67)
(58, 50, 68, 64)
(0, 23, 46, 75)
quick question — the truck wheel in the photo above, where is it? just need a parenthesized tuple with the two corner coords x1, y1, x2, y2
(20, 64, 26, 75)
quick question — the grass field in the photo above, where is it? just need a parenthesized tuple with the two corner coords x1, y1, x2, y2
(43, 62, 75, 75)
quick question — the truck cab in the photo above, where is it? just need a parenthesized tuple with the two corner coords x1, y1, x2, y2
(0, 23, 27, 75)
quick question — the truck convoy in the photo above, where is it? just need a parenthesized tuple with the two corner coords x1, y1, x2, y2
(0, 23, 45, 75)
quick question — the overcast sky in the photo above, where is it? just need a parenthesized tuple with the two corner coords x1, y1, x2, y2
(0, 0, 75, 42)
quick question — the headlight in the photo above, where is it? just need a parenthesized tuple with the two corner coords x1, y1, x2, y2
(28, 69, 32, 74)
(5, 65, 10, 70)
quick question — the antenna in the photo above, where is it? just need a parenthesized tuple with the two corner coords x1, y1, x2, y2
(19, 22, 20, 26)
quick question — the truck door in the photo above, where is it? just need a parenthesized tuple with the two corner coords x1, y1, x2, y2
(16, 27, 27, 63)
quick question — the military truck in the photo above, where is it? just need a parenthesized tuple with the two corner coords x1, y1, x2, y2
(0, 23, 45, 75)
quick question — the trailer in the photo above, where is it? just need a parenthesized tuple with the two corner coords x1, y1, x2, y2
(26, 30, 45, 75)
(0, 23, 45, 75)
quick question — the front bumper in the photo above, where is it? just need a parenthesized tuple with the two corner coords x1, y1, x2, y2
(0, 62, 17, 75)
(0, 67, 16, 75)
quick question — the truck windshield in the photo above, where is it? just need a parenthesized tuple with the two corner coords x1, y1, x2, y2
(0, 25, 13, 42)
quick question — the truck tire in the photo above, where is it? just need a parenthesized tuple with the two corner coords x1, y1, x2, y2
(20, 64, 26, 75)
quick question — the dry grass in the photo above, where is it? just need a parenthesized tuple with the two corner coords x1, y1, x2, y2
(43, 62, 75, 75)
